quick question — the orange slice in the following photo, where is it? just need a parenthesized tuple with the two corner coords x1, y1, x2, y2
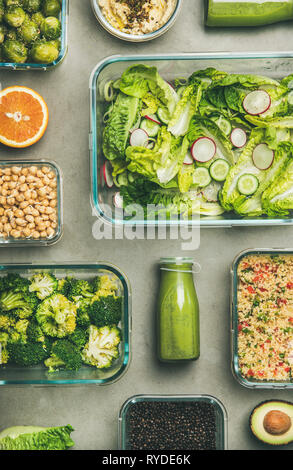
(0, 86, 49, 148)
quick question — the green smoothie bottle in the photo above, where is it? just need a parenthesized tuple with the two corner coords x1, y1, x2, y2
(205, 0, 293, 27)
(157, 258, 200, 363)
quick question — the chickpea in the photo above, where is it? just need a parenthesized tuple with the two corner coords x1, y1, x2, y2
(7, 197, 15, 206)
(3, 223, 12, 233)
(15, 218, 27, 227)
(37, 223, 46, 232)
(16, 194, 25, 203)
(27, 223, 35, 230)
(35, 179, 43, 189)
(1, 216, 8, 224)
(1, 188, 8, 197)
(49, 180, 57, 189)
(19, 201, 29, 209)
(10, 229, 21, 239)
(22, 227, 31, 238)
(24, 190, 31, 200)
(18, 175, 26, 184)
(47, 227, 55, 237)
(2, 182, 9, 190)
(0, 208, 4, 216)
(37, 187, 47, 198)
(50, 222, 57, 229)
(41, 166, 50, 174)
(42, 214, 49, 221)
(48, 191, 57, 200)
(12, 175, 19, 182)
(19, 184, 28, 192)
(10, 219, 16, 229)
(14, 209, 24, 218)
(47, 171, 55, 180)
(42, 199, 49, 207)
(38, 206, 46, 214)
(32, 231, 40, 239)
(42, 176, 50, 186)
(21, 168, 29, 176)
(31, 209, 39, 217)
(44, 220, 51, 228)
(3, 175, 11, 182)
(25, 215, 34, 224)
(0, 196, 6, 205)
(26, 175, 35, 184)
(11, 166, 21, 175)
(29, 166, 38, 175)
(30, 190, 37, 199)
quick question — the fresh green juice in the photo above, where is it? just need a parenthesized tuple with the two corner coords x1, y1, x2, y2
(205, 0, 293, 27)
(157, 258, 200, 362)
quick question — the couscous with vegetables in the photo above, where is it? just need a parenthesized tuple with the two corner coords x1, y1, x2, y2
(237, 254, 293, 381)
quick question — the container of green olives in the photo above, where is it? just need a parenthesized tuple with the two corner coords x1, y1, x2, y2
(0, 0, 68, 70)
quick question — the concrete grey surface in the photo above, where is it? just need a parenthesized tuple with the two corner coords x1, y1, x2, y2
(1, 0, 293, 451)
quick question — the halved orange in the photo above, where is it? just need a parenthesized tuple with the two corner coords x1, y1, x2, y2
(0, 86, 49, 148)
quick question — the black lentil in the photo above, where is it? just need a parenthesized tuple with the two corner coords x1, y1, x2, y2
(126, 401, 217, 450)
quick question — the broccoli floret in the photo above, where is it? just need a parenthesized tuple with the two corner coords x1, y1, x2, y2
(88, 296, 122, 328)
(0, 273, 30, 294)
(29, 273, 58, 300)
(91, 275, 119, 300)
(36, 293, 77, 338)
(82, 325, 121, 369)
(44, 339, 83, 372)
(0, 314, 15, 331)
(0, 290, 38, 318)
(0, 331, 9, 365)
(26, 321, 45, 343)
(63, 277, 93, 301)
(69, 328, 88, 350)
(91, 276, 101, 292)
(7, 341, 50, 366)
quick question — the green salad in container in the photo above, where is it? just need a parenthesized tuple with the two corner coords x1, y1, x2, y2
(101, 64, 293, 219)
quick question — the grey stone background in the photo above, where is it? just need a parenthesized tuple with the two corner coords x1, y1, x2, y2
(0, 0, 293, 450)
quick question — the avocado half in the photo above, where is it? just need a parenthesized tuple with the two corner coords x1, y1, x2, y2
(250, 400, 293, 446)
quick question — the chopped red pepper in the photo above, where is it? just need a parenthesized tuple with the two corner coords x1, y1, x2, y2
(287, 282, 293, 289)
(246, 286, 255, 294)
(247, 369, 254, 377)
(285, 367, 291, 373)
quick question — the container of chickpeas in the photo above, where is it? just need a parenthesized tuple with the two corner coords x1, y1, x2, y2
(0, 161, 63, 246)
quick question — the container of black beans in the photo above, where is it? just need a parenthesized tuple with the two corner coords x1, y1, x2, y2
(118, 395, 227, 450)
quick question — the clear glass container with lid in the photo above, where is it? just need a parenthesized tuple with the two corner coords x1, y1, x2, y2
(118, 394, 228, 450)
(157, 257, 200, 362)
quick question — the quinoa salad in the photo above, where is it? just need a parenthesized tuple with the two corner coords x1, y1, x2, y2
(237, 254, 293, 382)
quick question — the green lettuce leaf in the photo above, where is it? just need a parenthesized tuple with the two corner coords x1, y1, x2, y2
(168, 83, 203, 137)
(0, 425, 75, 450)
(119, 64, 177, 115)
(103, 92, 141, 161)
(262, 143, 293, 216)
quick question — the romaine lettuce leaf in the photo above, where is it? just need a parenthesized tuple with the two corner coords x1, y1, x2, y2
(119, 64, 177, 115)
(168, 83, 203, 137)
(262, 143, 293, 216)
(0, 425, 75, 450)
(103, 92, 141, 161)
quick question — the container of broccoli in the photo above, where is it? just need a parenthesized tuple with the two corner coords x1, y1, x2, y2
(0, 0, 68, 70)
(0, 262, 131, 386)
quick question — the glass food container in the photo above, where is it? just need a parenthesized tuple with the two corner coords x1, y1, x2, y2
(0, 0, 68, 71)
(0, 160, 63, 247)
(90, 52, 293, 228)
(0, 262, 131, 386)
(231, 248, 293, 389)
(118, 394, 228, 450)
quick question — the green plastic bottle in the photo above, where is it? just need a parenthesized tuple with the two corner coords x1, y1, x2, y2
(205, 0, 293, 27)
(157, 258, 200, 363)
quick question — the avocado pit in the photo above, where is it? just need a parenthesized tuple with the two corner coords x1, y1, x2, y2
(263, 410, 291, 436)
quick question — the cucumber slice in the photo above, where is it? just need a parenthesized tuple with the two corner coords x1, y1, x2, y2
(157, 107, 170, 124)
(237, 174, 259, 196)
(193, 167, 212, 188)
(209, 159, 230, 182)
(140, 119, 160, 137)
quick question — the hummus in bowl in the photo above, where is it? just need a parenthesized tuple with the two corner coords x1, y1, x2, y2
(93, 0, 181, 41)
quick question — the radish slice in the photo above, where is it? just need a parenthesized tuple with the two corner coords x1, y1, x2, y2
(113, 191, 124, 209)
(243, 90, 271, 115)
(252, 143, 274, 170)
(144, 114, 161, 125)
(191, 137, 216, 163)
(130, 128, 149, 147)
(103, 161, 114, 188)
(183, 151, 194, 165)
(230, 128, 247, 148)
